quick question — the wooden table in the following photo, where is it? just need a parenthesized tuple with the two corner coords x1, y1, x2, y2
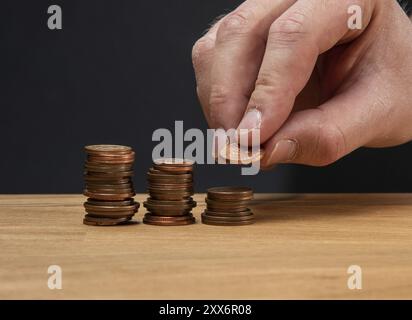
(0, 194, 411, 299)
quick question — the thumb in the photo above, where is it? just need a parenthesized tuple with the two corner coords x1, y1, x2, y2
(261, 89, 378, 167)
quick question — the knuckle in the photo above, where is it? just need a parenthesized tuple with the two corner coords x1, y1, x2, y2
(268, 12, 307, 46)
(209, 84, 230, 110)
(217, 10, 254, 40)
(254, 74, 295, 105)
(316, 123, 346, 166)
(191, 37, 214, 68)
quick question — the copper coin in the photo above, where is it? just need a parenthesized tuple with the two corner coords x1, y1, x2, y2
(153, 165, 192, 174)
(143, 200, 195, 210)
(84, 170, 134, 177)
(148, 182, 193, 189)
(148, 186, 193, 193)
(146, 198, 196, 207)
(87, 151, 135, 159)
(85, 145, 132, 154)
(201, 216, 255, 226)
(207, 186, 253, 201)
(87, 158, 135, 164)
(87, 152, 134, 158)
(219, 142, 264, 165)
(85, 164, 134, 173)
(83, 214, 132, 226)
(85, 188, 134, 194)
(203, 209, 253, 217)
(85, 183, 133, 189)
(83, 191, 135, 200)
(144, 213, 194, 221)
(147, 178, 193, 185)
(86, 212, 135, 219)
(153, 158, 195, 166)
(149, 192, 193, 201)
(148, 168, 162, 174)
(144, 203, 194, 216)
(149, 193, 193, 201)
(148, 187, 194, 193)
(86, 199, 137, 206)
(145, 208, 191, 216)
(202, 212, 254, 221)
(147, 171, 192, 180)
(205, 198, 250, 207)
(84, 202, 138, 212)
(86, 152, 133, 158)
(84, 176, 131, 183)
(143, 213, 196, 226)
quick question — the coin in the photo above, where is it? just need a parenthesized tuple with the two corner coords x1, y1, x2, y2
(85, 164, 134, 172)
(146, 198, 196, 207)
(87, 150, 135, 158)
(153, 158, 195, 166)
(83, 144, 138, 226)
(84, 170, 134, 177)
(205, 198, 251, 212)
(144, 159, 196, 225)
(207, 186, 253, 201)
(202, 186, 255, 226)
(87, 157, 135, 164)
(84, 191, 135, 201)
(83, 214, 132, 226)
(152, 164, 193, 173)
(201, 216, 254, 226)
(203, 208, 253, 217)
(219, 142, 264, 164)
(86, 212, 135, 219)
(149, 193, 193, 201)
(85, 145, 132, 154)
(143, 213, 196, 226)
(85, 183, 133, 190)
(85, 187, 134, 194)
(147, 172, 192, 180)
(84, 203, 138, 212)
(86, 199, 136, 206)
(148, 182, 193, 189)
(84, 177, 131, 184)
(143, 201, 195, 216)
(148, 185, 194, 193)
(145, 208, 192, 216)
(202, 212, 254, 221)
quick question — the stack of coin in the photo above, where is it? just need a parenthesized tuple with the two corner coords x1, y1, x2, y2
(202, 187, 255, 226)
(83, 144, 139, 226)
(143, 158, 196, 226)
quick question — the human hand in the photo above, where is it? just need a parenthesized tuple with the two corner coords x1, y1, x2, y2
(192, 0, 412, 168)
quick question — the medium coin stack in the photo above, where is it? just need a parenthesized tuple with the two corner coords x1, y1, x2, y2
(202, 187, 255, 226)
(143, 159, 196, 226)
(83, 144, 139, 226)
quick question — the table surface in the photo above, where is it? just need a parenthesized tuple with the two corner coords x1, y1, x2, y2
(0, 193, 411, 299)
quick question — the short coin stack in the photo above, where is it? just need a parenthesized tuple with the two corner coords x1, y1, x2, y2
(143, 159, 196, 226)
(83, 144, 139, 226)
(202, 187, 255, 226)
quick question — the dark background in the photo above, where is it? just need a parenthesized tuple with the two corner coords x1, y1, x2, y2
(0, 0, 411, 193)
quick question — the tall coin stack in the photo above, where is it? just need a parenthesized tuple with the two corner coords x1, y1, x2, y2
(143, 159, 196, 226)
(83, 144, 139, 226)
(202, 187, 255, 226)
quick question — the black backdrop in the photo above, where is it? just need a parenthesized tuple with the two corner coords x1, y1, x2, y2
(0, 0, 411, 193)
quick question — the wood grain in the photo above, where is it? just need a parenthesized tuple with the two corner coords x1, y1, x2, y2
(0, 193, 412, 299)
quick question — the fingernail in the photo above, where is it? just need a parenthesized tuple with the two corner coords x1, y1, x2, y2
(238, 108, 262, 131)
(267, 140, 297, 164)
